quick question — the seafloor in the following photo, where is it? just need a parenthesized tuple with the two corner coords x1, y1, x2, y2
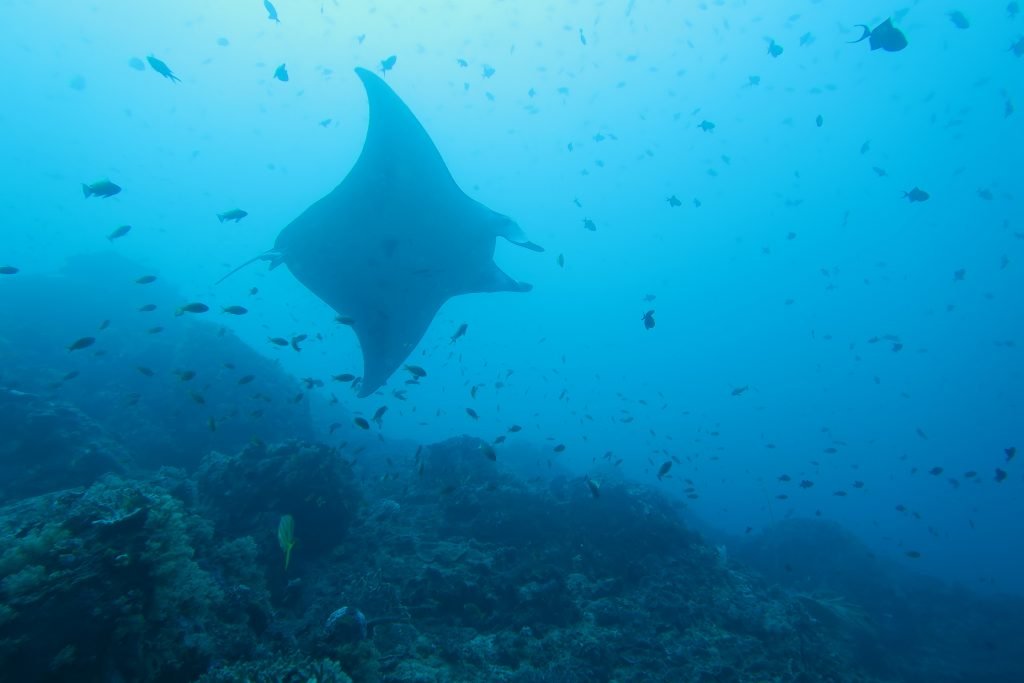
(1, 259, 1022, 682)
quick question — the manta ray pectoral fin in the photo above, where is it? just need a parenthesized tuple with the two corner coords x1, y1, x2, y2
(215, 250, 284, 285)
(848, 24, 871, 44)
(485, 210, 545, 252)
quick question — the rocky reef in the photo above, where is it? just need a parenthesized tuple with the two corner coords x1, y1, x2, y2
(8, 414, 1022, 682)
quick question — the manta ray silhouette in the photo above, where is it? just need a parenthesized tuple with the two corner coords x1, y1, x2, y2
(228, 67, 542, 397)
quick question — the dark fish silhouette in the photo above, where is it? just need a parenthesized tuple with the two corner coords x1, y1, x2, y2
(146, 54, 181, 82)
(849, 18, 908, 52)
(218, 209, 248, 223)
(274, 64, 289, 82)
(219, 68, 541, 397)
(264, 0, 280, 22)
(642, 310, 656, 330)
(82, 180, 121, 198)
(903, 187, 930, 202)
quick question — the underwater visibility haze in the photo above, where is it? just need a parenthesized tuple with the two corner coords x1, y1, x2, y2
(1, 1, 1023, 681)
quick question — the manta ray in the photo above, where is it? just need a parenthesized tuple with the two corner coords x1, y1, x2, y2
(226, 67, 542, 397)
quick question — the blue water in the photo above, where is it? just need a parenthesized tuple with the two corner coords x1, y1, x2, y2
(2, 0, 1021, 598)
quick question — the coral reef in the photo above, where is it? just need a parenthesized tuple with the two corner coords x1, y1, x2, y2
(0, 434, 1021, 681)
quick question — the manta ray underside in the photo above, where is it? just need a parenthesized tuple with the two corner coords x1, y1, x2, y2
(272, 67, 542, 397)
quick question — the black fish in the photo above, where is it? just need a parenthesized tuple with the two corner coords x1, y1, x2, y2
(657, 461, 672, 480)
(641, 310, 655, 330)
(82, 180, 121, 198)
(0, 266, 18, 275)
(849, 18, 907, 52)
(67, 336, 95, 352)
(217, 209, 248, 223)
(903, 187, 929, 202)
(146, 54, 181, 82)
(450, 322, 468, 343)
(175, 302, 209, 316)
(264, 0, 280, 22)
(135, 275, 157, 284)
(107, 224, 131, 241)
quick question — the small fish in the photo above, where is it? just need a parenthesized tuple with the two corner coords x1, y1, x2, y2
(977, 188, 993, 201)
(731, 386, 749, 397)
(450, 322, 468, 343)
(301, 377, 323, 389)
(697, 120, 715, 132)
(849, 18, 908, 53)
(0, 266, 18, 275)
(135, 275, 157, 284)
(1010, 2, 1020, 19)
(641, 310, 656, 330)
(929, 466, 944, 476)
(482, 64, 496, 78)
(947, 11, 969, 29)
(905, 550, 921, 559)
(138, 304, 157, 312)
(995, 468, 1008, 483)
(1006, 446, 1017, 462)
(657, 461, 672, 480)
(815, 114, 824, 128)
(557, 253, 565, 268)
(778, 474, 791, 482)
(493, 435, 506, 445)
(553, 444, 566, 453)
(290, 334, 307, 352)
(107, 224, 131, 241)
(353, 416, 370, 430)
(332, 373, 356, 382)
(222, 305, 248, 315)
(264, 0, 280, 22)
(582, 218, 597, 232)
(146, 54, 181, 82)
(586, 478, 601, 498)
(319, 118, 332, 127)
(767, 39, 783, 58)
(250, 287, 259, 296)
(238, 374, 255, 385)
(799, 32, 815, 47)
(457, 58, 468, 67)
(579, 28, 587, 46)
(466, 407, 479, 420)
(508, 424, 523, 433)
(372, 405, 388, 427)
(217, 209, 248, 223)
(175, 369, 196, 381)
(480, 443, 497, 461)
(903, 187, 929, 202)
(137, 366, 155, 377)
(380, 55, 397, 75)
(799, 480, 814, 489)
(268, 336, 289, 346)
(666, 195, 681, 208)
(82, 180, 121, 198)
(335, 315, 355, 325)
(953, 269, 966, 281)
(175, 302, 209, 316)
(189, 391, 206, 405)
(147, 326, 164, 334)
(67, 336, 95, 352)
(274, 64, 289, 82)
(405, 364, 427, 378)
(872, 166, 888, 177)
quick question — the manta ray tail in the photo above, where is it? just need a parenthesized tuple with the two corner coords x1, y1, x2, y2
(215, 250, 284, 285)
(848, 25, 871, 44)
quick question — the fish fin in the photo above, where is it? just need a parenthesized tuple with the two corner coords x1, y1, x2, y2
(81, 183, 92, 198)
(848, 25, 871, 44)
